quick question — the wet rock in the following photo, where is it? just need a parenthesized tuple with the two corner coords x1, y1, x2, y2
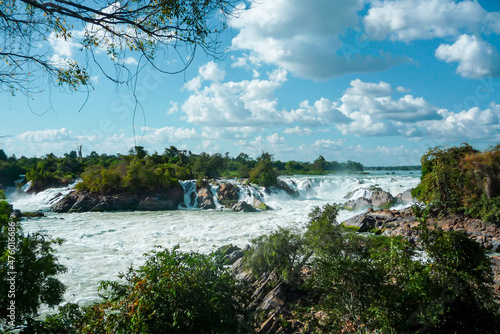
(218, 183, 239, 202)
(369, 188, 395, 208)
(254, 198, 272, 211)
(231, 201, 257, 212)
(396, 189, 414, 203)
(138, 197, 169, 210)
(344, 197, 372, 210)
(197, 186, 216, 209)
(342, 214, 377, 232)
(275, 180, 299, 198)
(10, 209, 22, 219)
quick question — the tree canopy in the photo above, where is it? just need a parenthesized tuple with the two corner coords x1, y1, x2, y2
(1, 0, 239, 95)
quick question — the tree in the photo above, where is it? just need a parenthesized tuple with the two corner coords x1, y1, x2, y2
(1, 0, 239, 95)
(0, 191, 67, 328)
(249, 152, 278, 187)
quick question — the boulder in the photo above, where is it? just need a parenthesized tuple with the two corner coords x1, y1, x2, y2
(369, 188, 395, 208)
(231, 201, 257, 212)
(254, 198, 272, 211)
(342, 214, 377, 232)
(344, 197, 372, 210)
(275, 180, 299, 198)
(138, 197, 169, 211)
(10, 209, 22, 219)
(396, 189, 414, 203)
(197, 185, 216, 209)
(218, 183, 239, 202)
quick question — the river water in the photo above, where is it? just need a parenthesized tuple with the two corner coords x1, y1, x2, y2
(6, 171, 420, 312)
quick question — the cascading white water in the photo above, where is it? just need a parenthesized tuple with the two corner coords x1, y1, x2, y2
(8, 171, 420, 315)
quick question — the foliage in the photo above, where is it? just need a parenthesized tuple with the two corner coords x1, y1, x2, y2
(249, 152, 279, 187)
(244, 227, 307, 285)
(1, 0, 239, 95)
(0, 191, 67, 328)
(241, 204, 500, 333)
(78, 247, 249, 334)
(412, 144, 500, 223)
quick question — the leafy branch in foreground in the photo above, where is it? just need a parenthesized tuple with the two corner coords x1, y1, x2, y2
(1, 0, 240, 95)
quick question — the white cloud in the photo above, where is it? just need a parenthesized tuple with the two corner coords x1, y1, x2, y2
(282, 99, 351, 125)
(18, 128, 73, 143)
(266, 133, 285, 145)
(345, 79, 393, 97)
(142, 126, 200, 144)
(199, 61, 226, 82)
(421, 104, 500, 141)
(364, 0, 496, 42)
(283, 126, 313, 136)
(339, 80, 440, 123)
(167, 102, 179, 115)
(230, 0, 406, 79)
(435, 34, 500, 78)
(313, 139, 345, 149)
(181, 68, 287, 127)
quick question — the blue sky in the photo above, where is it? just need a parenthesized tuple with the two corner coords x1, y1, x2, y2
(1, 0, 500, 166)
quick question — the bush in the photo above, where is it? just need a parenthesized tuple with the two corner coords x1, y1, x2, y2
(249, 153, 278, 187)
(244, 227, 307, 285)
(412, 144, 500, 223)
(0, 191, 67, 328)
(78, 247, 249, 333)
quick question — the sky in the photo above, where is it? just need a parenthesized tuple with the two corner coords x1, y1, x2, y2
(1, 0, 500, 166)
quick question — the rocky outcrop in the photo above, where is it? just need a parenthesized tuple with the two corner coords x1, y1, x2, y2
(197, 185, 216, 210)
(396, 189, 414, 203)
(254, 198, 272, 211)
(51, 184, 184, 213)
(344, 188, 395, 210)
(342, 208, 500, 252)
(274, 180, 299, 198)
(218, 182, 239, 206)
(231, 201, 257, 212)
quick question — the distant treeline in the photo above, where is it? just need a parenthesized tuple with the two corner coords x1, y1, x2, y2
(0, 147, 364, 191)
(365, 165, 421, 171)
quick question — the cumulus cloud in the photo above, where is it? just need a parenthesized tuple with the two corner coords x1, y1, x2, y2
(421, 104, 500, 141)
(364, 0, 496, 42)
(339, 79, 441, 124)
(282, 99, 351, 126)
(435, 34, 500, 78)
(181, 66, 287, 127)
(230, 0, 406, 79)
(18, 128, 73, 143)
(283, 126, 313, 136)
(142, 126, 200, 145)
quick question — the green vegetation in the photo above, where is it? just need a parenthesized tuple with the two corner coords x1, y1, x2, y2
(0, 147, 365, 194)
(0, 191, 66, 328)
(243, 204, 500, 333)
(412, 144, 500, 224)
(249, 153, 279, 187)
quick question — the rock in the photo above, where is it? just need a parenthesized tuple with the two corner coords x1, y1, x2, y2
(344, 197, 372, 210)
(231, 201, 258, 212)
(197, 186, 216, 209)
(254, 198, 272, 211)
(369, 188, 395, 208)
(342, 215, 377, 232)
(138, 197, 169, 210)
(218, 183, 239, 202)
(259, 282, 287, 311)
(275, 180, 299, 198)
(396, 189, 414, 203)
(51, 184, 184, 213)
(51, 193, 77, 212)
(10, 209, 22, 219)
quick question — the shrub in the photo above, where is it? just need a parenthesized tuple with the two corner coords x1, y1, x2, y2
(0, 191, 67, 328)
(79, 247, 249, 333)
(412, 144, 500, 223)
(249, 153, 278, 187)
